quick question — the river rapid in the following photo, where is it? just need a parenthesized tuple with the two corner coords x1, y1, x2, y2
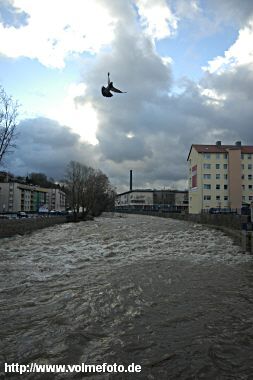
(0, 213, 253, 379)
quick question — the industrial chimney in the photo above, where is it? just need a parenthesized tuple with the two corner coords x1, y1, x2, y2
(130, 170, 133, 191)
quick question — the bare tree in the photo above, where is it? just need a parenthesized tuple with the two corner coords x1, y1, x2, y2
(65, 161, 90, 215)
(83, 168, 116, 216)
(65, 161, 115, 217)
(0, 86, 19, 166)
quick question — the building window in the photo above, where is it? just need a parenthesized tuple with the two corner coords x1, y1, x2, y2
(216, 153, 220, 159)
(242, 196, 246, 201)
(248, 175, 252, 180)
(224, 196, 228, 201)
(224, 153, 228, 159)
(216, 196, 220, 200)
(242, 164, 244, 170)
(224, 174, 228, 180)
(204, 153, 211, 159)
(216, 174, 220, 179)
(249, 196, 253, 201)
(242, 185, 245, 190)
(223, 164, 228, 169)
(216, 184, 220, 190)
(204, 195, 211, 200)
(248, 155, 252, 159)
(241, 154, 244, 159)
(242, 174, 245, 179)
(224, 185, 228, 190)
(248, 164, 252, 170)
(203, 174, 211, 179)
(203, 184, 211, 189)
(203, 164, 211, 169)
(249, 185, 253, 190)
(216, 164, 220, 169)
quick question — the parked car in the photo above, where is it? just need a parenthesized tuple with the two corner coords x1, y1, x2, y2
(17, 211, 28, 218)
(209, 208, 236, 214)
(209, 208, 220, 214)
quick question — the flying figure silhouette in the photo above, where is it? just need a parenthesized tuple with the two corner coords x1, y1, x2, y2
(101, 72, 126, 97)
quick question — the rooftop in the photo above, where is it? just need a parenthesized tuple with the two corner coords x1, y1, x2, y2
(188, 142, 253, 160)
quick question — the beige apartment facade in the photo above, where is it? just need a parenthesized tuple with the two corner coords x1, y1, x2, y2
(188, 141, 253, 214)
(48, 188, 66, 211)
(0, 182, 49, 213)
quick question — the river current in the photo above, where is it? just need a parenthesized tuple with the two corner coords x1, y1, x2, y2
(0, 213, 253, 379)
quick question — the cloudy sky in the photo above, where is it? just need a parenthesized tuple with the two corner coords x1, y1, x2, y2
(1, 0, 253, 192)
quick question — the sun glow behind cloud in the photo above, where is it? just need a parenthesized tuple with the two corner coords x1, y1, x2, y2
(136, 0, 178, 40)
(47, 83, 98, 145)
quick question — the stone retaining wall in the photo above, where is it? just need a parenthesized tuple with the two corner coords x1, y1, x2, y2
(0, 216, 67, 238)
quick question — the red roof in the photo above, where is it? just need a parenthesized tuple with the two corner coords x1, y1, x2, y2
(187, 144, 253, 160)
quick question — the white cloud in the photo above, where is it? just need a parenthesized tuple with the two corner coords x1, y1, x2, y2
(161, 56, 173, 66)
(203, 20, 253, 74)
(47, 83, 99, 145)
(136, 0, 178, 40)
(0, 0, 117, 68)
(200, 87, 226, 107)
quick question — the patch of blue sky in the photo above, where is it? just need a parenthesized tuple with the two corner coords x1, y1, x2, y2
(156, 23, 238, 83)
(0, 55, 79, 119)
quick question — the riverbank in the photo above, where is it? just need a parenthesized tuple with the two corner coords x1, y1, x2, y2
(0, 216, 67, 238)
(115, 210, 253, 253)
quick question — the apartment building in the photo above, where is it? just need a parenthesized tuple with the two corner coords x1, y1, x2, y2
(47, 188, 66, 211)
(188, 141, 253, 214)
(0, 182, 50, 213)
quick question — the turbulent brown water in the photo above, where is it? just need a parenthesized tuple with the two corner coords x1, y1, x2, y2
(0, 213, 253, 379)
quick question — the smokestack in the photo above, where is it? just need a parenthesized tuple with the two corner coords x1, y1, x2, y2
(130, 170, 133, 191)
(235, 141, 241, 146)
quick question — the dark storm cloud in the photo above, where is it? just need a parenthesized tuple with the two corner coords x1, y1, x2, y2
(7, 117, 97, 179)
(73, 0, 253, 191)
(0, 0, 30, 28)
(199, 64, 253, 143)
(6, 0, 253, 192)
(77, 23, 173, 163)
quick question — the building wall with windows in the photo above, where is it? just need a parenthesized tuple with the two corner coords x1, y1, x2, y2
(187, 141, 253, 214)
(115, 190, 154, 209)
(48, 188, 66, 211)
(0, 183, 30, 212)
(0, 183, 49, 213)
(115, 189, 188, 211)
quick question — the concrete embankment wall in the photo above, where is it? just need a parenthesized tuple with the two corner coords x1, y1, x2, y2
(0, 216, 67, 238)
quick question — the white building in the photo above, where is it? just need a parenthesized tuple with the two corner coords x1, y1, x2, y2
(115, 190, 154, 210)
(47, 188, 66, 211)
(115, 189, 188, 211)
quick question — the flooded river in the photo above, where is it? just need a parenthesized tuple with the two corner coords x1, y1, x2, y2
(0, 213, 253, 379)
